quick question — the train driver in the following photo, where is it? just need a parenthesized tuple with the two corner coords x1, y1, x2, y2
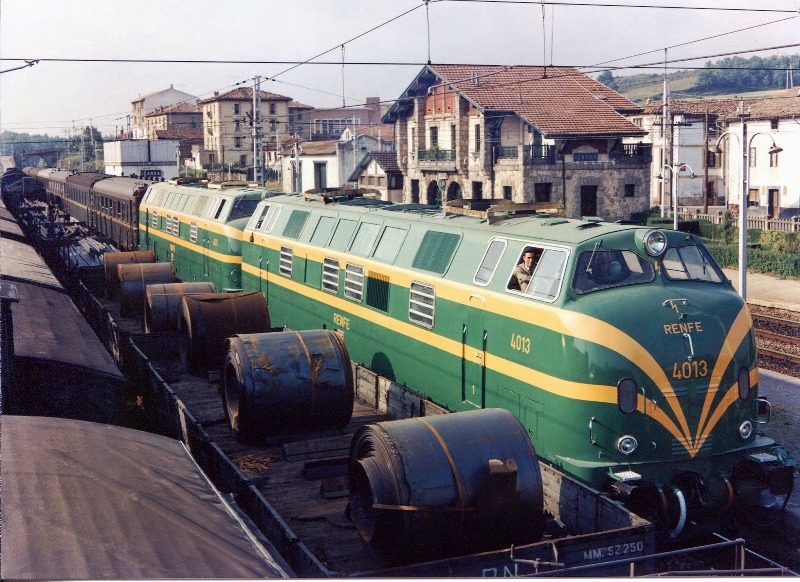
(513, 248, 538, 292)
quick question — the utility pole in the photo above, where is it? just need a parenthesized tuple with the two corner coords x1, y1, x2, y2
(661, 72, 671, 217)
(703, 107, 709, 214)
(252, 76, 264, 186)
(293, 141, 300, 192)
(739, 99, 749, 300)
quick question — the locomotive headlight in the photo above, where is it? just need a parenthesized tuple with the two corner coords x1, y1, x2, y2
(616, 435, 638, 455)
(738, 367, 751, 400)
(643, 229, 668, 256)
(617, 377, 638, 414)
(738, 420, 753, 440)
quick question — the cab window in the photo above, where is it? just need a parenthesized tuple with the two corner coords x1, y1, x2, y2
(229, 198, 259, 220)
(572, 249, 655, 294)
(661, 244, 724, 283)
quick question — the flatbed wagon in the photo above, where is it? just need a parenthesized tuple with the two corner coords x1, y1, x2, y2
(72, 281, 664, 577)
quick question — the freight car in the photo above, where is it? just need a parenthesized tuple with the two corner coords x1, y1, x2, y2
(1, 165, 45, 208)
(0, 209, 128, 423)
(1, 415, 292, 579)
(75, 275, 661, 576)
(71, 270, 792, 576)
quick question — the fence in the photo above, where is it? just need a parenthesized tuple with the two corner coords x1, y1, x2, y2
(679, 209, 800, 233)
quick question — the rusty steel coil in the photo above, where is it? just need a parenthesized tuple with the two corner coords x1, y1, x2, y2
(222, 329, 354, 443)
(118, 262, 174, 318)
(145, 281, 216, 333)
(347, 408, 544, 565)
(102, 250, 156, 298)
(178, 292, 270, 373)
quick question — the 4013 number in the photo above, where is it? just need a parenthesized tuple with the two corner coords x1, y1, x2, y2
(510, 333, 531, 354)
(672, 360, 708, 379)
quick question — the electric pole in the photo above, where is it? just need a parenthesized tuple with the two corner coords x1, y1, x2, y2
(252, 76, 264, 186)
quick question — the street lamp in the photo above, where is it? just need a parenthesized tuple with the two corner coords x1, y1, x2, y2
(656, 163, 695, 231)
(711, 130, 781, 301)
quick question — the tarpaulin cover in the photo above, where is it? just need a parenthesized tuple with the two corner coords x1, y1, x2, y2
(1, 415, 290, 580)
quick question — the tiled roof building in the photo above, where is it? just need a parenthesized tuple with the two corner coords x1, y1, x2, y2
(383, 65, 650, 220)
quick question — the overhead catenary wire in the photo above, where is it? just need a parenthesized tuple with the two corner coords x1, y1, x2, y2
(439, 0, 800, 13)
(3, 1, 800, 137)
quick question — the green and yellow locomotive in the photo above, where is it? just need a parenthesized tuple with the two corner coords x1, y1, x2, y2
(138, 179, 275, 291)
(138, 182, 794, 536)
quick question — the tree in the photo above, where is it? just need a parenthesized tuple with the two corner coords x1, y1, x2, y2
(597, 71, 619, 91)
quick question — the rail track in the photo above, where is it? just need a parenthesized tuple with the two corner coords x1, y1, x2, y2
(750, 307, 800, 377)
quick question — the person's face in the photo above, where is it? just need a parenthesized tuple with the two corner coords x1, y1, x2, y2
(523, 253, 534, 267)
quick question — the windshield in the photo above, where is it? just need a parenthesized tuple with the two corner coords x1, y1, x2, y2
(572, 249, 655, 294)
(661, 243, 724, 282)
(229, 198, 260, 220)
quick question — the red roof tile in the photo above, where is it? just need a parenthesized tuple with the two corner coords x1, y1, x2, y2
(198, 87, 292, 104)
(145, 102, 201, 117)
(370, 151, 401, 172)
(155, 128, 203, 140)
(298, 140, 337, 155)
(642, 98, 745, 117)
(427, 65, 645, 138)
(722, 89, 800, 120)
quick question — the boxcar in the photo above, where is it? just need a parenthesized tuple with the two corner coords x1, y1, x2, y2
(1, 415, 291, 579)
(0, 235, 127, 423)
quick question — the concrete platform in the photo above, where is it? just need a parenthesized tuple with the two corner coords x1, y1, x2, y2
(722, 269, 800, 312)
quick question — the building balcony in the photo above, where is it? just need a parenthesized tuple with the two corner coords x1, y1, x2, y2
(493, 143, 651, 167)
(418, 148, 456, 161)
(416, 148, 457, 171)
(610, 143, 652, 164)
(495, 144, 556, 165)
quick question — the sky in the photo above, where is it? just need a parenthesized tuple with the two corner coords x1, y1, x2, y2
(1, 0, 799, 138)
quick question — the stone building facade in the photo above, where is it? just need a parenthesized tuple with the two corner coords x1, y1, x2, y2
(383, 65, 651, 221)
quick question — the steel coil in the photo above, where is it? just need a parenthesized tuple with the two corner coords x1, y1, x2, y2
(348, 408, 544, 565)
(118, 262, 174, 318)
(102, 250, 156, 298)
(145, 282, 216, 333)
(178, 292, 270, 373)
(222, 329, 354, 443)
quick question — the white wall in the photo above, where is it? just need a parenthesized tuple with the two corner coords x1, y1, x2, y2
(721, 119, 800, 218)
(103, 139, 180, 179)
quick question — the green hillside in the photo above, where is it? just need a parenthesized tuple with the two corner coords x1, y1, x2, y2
(600, 53, 800, 104)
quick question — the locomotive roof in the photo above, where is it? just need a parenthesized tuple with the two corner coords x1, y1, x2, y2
(252, 192, 639, 246)
(2, 415, 290, 579)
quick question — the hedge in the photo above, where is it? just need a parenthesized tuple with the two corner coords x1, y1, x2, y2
(706, 244, 800, 278)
